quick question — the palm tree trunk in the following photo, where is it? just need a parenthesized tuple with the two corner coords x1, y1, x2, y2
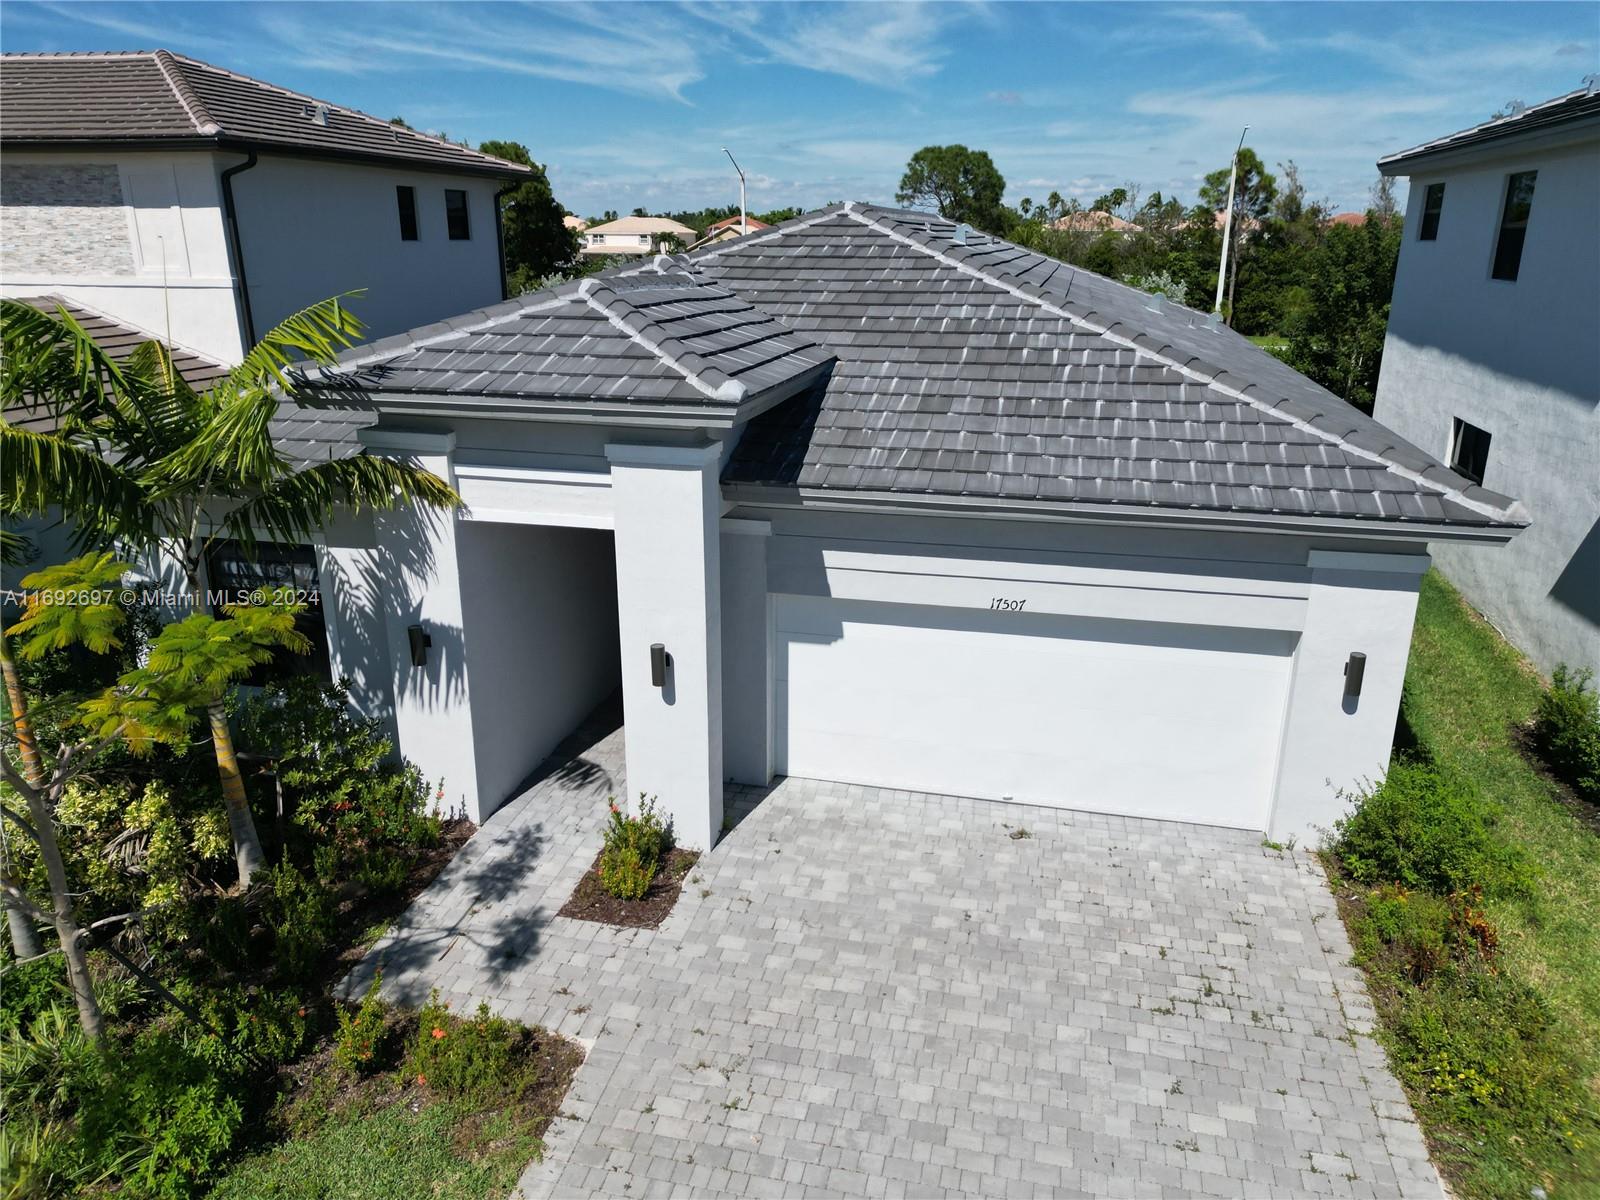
(24, 781, 103, 1042)
(0, 643, 46, 959)
(208, 697, 265, 888)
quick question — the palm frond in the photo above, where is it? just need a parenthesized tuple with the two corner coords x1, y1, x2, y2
(0, 300, 153, 443)
(6, 552, 132, 659)
(220, 453, 460, 553)
(231, 295, 367, 396)
(0, 425, 153, 546)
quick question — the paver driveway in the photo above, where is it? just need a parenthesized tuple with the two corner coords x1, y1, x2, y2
(350, 711, 1440, 1199)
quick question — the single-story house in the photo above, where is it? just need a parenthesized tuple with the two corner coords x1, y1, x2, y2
(289, 203, 1524, 851)
(580, 215, 697, 257)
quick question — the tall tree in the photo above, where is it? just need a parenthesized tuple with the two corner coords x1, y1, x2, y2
(479, 140, 580, 294)
(1, 297, 460, 881)
(897, 145, 1008, 234)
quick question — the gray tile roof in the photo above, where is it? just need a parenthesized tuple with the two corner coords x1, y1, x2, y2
(1380, 84, 1600, 173)
(4, 296, 371, 468)
(680, 204, 1522, 528)
(300, 202, 1525, 531)
(300, 268, 835, 408)
(0, 51, 531, 179)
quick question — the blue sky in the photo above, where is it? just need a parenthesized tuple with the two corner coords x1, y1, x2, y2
(6, 2, 1596, 218)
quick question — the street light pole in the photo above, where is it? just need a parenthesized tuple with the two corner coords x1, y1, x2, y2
(723, 147, 747, 235)
(1213, 125, 1249, 318)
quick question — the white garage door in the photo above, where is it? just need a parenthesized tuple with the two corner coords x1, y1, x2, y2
(774, 596, 1296, 830)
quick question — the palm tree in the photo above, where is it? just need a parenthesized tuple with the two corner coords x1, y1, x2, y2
(1, 297, 460, 881)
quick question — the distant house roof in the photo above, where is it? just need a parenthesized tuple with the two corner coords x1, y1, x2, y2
(1324, 212, 1367, 227)
(0, 50, 532, 179)
(298, 269, 835, 418)
(307, 203, 1526, 533)
(1048, 210, 1139, 234)
(4, 295, 371, 467)
(586, 216, 698, 237)
(563, 215, 589, 231)
(1380, 84, 1600, 174)
(705, 214, 773, 235)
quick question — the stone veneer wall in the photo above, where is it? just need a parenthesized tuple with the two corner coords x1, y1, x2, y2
(1, 164, 135, 275)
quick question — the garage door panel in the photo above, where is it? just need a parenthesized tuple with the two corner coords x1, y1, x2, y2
(774, 596, 1293, 829)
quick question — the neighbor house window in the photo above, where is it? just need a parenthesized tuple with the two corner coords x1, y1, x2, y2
(396, 185, 418, 241)
(1491, 171, 1536, 280)
(1418, 182, 1445, 240)
(206, 540, 331, 684)
(445, 189, 470, 240)
(1449, 418, 1491, 486)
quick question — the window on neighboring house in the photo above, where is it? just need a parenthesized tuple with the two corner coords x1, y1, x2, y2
(205, 540, 331, 685)
(445, 189, 470, 240)
(1491, 171, 1536, 280)
(396, 185, 418, 241)
(638, 234, 650, 245)
(1418, 182, 1445, 240)
(1449, 418, 1492, 486)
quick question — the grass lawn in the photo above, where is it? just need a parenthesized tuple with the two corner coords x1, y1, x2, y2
(1246, 333, 1290, 353)
(1348, 569, 1600, 1198)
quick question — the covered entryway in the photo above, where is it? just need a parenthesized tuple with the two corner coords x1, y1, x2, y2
(773, 595, 1296, 830)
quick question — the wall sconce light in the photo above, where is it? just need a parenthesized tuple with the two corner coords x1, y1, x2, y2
(650, 643, 670, 688)
(1343, 652, 1367, 700)
(407, 624, 432, 668)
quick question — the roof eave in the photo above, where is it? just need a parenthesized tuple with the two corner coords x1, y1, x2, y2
(1378, 108, 1600, 176)
(721, 483, 1527, 545)
(0, 134, 533, 180)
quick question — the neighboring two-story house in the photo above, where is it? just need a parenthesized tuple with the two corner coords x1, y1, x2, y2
(0, 49, 532, 365)
(1374, 85, 1600, 676)
(579, 215, 696, 257)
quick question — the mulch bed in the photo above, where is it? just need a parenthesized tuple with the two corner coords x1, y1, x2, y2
(557, 847, 700, 930)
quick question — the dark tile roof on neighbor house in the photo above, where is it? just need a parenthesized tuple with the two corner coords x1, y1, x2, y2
(1380, 82, 1600, 173)
(312, 203, 1526, 532)
(6, 296, 372, 467)
(298, 269, 836, 412)
(0, 51, 531, 179)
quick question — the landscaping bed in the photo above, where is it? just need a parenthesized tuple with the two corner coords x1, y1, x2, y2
(1325, 571, 1600, 1200)
(558, 846, 699, 929)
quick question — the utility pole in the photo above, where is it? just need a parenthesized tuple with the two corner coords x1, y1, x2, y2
(1213, 125, 1249, 317)
(723, 147, 747, 235)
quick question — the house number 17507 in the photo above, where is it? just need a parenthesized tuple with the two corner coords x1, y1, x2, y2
(990, 597, 1026, 611)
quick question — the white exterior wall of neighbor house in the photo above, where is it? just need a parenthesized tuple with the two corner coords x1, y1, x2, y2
(1375, 136, 1600, 676)
(0, 149, 245, 362)
(229, 157, 506, 346)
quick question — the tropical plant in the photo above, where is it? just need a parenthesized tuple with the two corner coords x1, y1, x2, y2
(1, 295, 459, 594)
(896, 145, 1009, 234)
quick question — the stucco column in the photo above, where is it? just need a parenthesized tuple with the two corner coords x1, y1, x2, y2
(360, 428, 482, 821)
(721, 518, 773, 786)
(1269, 550, 1430, 846)
(607, 442, 724, 850)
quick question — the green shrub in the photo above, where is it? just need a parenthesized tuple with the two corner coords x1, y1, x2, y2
(598, 845, 653, 901)
(238, 678, 441, 862)
(181, 982, 311, 1070)
(0, 1003, 97, 1117)
(404, 991, 520, 1099)
(261, 863, 335, 982)
(334, 972, 387, 1076)
(597, 794, 672, 901)
(1333, 760, 1535, 898)
(1354, 884, 1502, 985)
(353, 846, 409, 895)
(75, 1031, 244, 1199)
(1385, 963, 1596, 1164)
(1534, 665, 1600, 803)
(0, 952, 68, 1036)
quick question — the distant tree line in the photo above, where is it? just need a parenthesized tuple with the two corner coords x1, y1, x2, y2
(896, 144, 1403, 411)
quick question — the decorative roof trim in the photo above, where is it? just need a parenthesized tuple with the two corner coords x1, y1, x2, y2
(576, 276, 746, 404)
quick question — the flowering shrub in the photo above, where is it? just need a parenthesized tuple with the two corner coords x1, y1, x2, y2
(404, 990, 519, 1098)
(597, 794, 672, 901)
(333, 972, 386, 1076)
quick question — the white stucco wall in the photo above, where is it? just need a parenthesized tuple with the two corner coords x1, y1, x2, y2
(0, 149, 244, 362)
(1375, 136, 1600, 675)
(230, 157, 505, 345)
(456, 520, 621, 813)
